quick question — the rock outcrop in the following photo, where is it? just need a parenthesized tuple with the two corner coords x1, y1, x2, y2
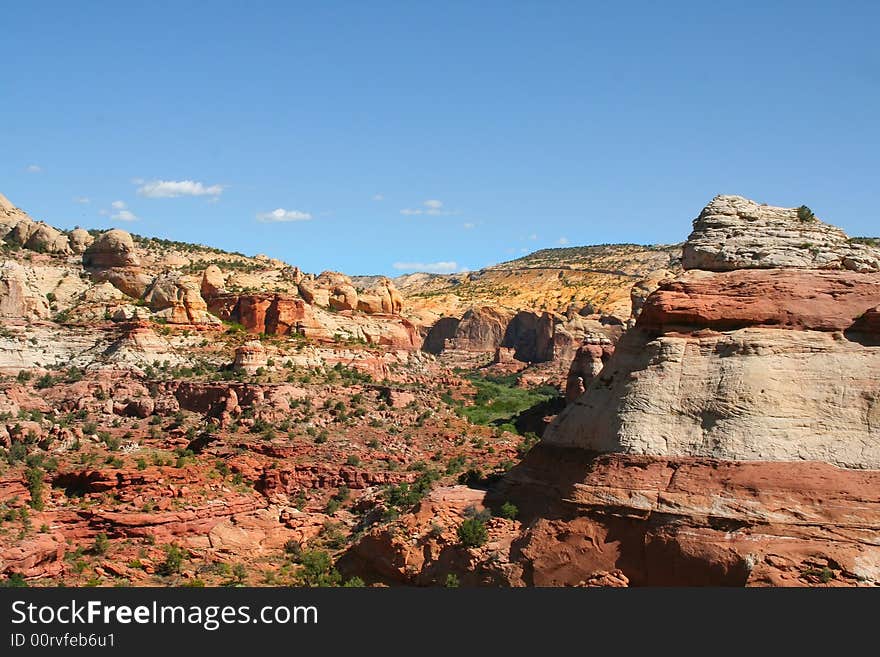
(0, 194, 72, 255)
(346, 448, 880, 586)
(234, 341, 268, 373)
(423, 307, 622, 383)
(200, 264, 226, 299)
(209, 293, 318, 335)
(82, 229, 152, 299)
(82, 229, 140, 269)
(422, 317, 460, 355)
(68, 228, 94, 254)
(545, 196, 880, 469)
(144, 273, 219, 325)
(449, 307, 514, 352)
(357, 278, 404, 315)
(682, 195, 880, 273)
(564, 339, 615, 403)
(0, 261, 51, 319)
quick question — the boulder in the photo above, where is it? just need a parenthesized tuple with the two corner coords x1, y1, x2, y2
(564, 340, 615, 403)
(329, 283, 358, 311)
(83, 229, 140, 268)
(68, 228, 94, 254)
(200, 265, 226, 299)
(25, 223, 71, 254)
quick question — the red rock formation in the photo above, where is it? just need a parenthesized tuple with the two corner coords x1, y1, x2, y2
(236, 295, 274, 333)
(346, 446, 880, 587)
(256, 464, 410, 497)
(266, 297, 316, 334)
(448, 307, 514, 352)
(233, 341, 268, 373)
(209, 293, 318, 335)
(639, 269, 880, 334)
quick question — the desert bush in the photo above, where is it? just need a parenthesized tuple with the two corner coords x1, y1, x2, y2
(457, 517, 488, 548)
(797, 205, 816, 222)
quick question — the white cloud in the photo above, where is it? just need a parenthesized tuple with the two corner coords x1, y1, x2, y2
(25, 164, 42, 173)
(372, 194, 384, 201)
(73, 196, 90, 204)
(137, 179, 224, 198)
(392, 261, 459, 274)
(112, 209, 138, 222)
(111, 200, 126, 210)
(557, 237, 569, 245)
(400, 199, 449, 216)
(256, 208, 312, 223)
(529, 233, 538, 240)
(463, 222, 475, 229)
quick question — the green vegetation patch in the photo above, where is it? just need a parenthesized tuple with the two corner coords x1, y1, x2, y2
(453, 371, 559, 427)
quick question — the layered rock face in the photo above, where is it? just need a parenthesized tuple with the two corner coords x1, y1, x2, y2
(544, 197, 880, 469)
(682, 195, 880, 272)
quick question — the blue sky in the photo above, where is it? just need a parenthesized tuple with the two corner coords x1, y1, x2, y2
(1, 1, 877, 275)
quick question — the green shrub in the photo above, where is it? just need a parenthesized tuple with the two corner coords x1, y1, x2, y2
(384, 469, 440, 511)
(516, 432, 541, 457)
(232, 563, 248, 584)
(457, 517, 488, 548)
(499, 501, 519, 520)
(92, 532, 110, 556)
(34, 374, 58, 389)
(295, 550, 341, 587)
(797, 205, 816, 222)
(0, 573, 28, 587)
(25, 467, 44, 510)
(158, 544, 185, 576)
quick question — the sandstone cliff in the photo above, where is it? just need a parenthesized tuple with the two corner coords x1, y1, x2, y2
(545, 197, 880, 469)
